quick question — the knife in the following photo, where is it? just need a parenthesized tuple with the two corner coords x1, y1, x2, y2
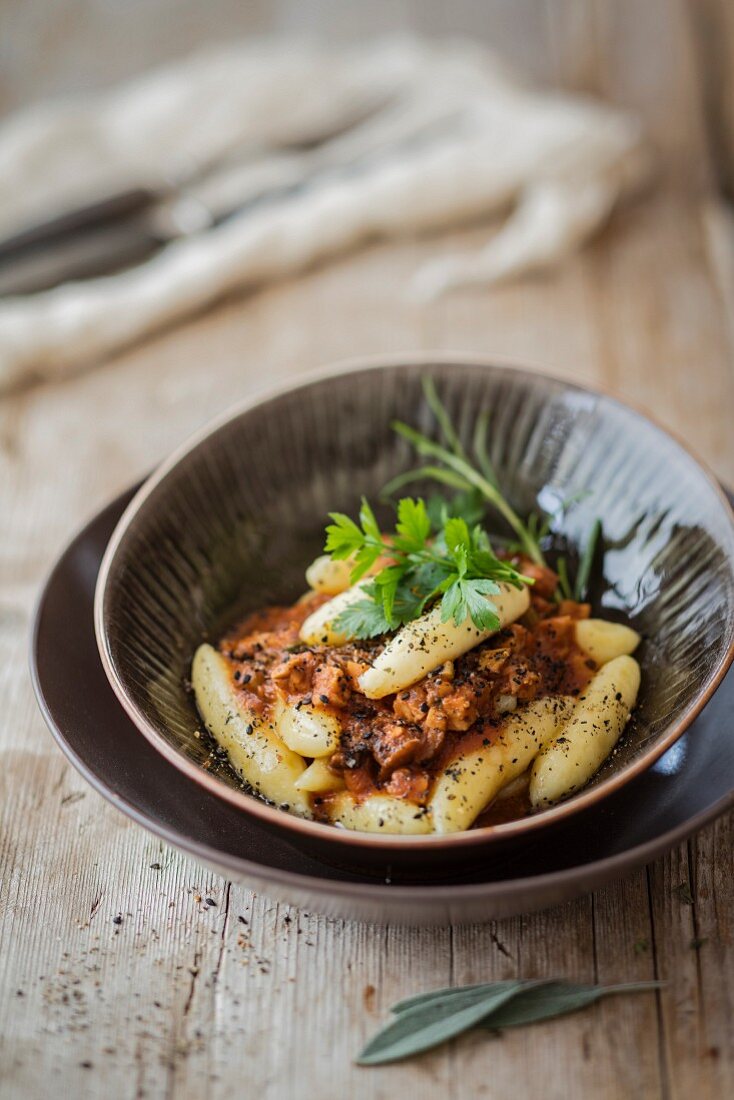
(0, 151, 334, 295)
(0, 106, 461, 296)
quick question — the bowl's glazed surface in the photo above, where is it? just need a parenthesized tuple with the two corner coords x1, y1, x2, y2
(95, 357, 734, 868)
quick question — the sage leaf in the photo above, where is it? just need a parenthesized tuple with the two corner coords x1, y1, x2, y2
(391, 979, 545, 1015)
(355, 982, 527, 1065)
(477, 980, 662, 1030)
(357, 980, 662, 1066)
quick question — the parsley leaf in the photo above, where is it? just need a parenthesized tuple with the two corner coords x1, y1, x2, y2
(460, 578, 501, 631)
(350, 543, 383, 582)
(325, 494, 531, 640)
(325, 379, 603, 639)
(333, 593, 392, 639)
(324, 512, 364, 559)
(439, 580, 466, 626)
(443, 517, 471, 573)
(394, 497, 431, 554)
(372, 564, 405, 625)
(425, 488, 486, 530)
(359, 497, 382, 543)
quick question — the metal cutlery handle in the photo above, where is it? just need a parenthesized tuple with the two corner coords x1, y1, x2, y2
(0, 187, 160, 262)
(0, 216, 163, 297)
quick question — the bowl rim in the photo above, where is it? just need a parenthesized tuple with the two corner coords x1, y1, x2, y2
(94, 351, 734, 852)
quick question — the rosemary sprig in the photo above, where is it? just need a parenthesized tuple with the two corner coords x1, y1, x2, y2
(385, 378, 545, 565)
(574, 517, 602, 601)
(556, 556, 573, 602)
(385, 379, 604, 599)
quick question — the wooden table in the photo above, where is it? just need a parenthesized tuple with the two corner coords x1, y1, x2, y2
(1, 2, 733, 1097)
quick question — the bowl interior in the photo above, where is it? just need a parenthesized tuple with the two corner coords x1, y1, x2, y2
(97, 360, 734, 847)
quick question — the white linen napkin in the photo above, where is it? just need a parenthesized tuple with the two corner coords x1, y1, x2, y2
(0, 39, 651, 391)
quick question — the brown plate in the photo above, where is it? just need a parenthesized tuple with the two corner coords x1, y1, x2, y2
(32, 484, 734, 924)
(94, 357, 734, 867)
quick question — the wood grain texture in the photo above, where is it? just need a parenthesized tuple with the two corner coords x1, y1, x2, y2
(1, 1, 733, 1097)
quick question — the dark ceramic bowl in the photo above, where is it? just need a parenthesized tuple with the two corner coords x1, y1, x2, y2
(95, 356, 734, 869)
(31, 483, 734, 921)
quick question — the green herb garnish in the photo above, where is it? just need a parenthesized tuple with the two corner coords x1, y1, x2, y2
(574, 516, 602, 601)
(356, 979, 662, 1065)
(556, 555, 573, 601)
(324, 378, 606, 638)
(384, 377, 604, 597)
(384, 377, 546, 565)
(325, 496, 530, 638)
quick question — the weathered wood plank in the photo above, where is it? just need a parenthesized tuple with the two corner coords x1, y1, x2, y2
(688, 813, 734, 1097)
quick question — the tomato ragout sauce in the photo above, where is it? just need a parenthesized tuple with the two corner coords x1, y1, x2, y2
(217, 560, 596, 822)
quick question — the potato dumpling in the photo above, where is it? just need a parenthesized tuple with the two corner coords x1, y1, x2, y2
(305, 554, 352, 596)
(278, 703, 340, 757)
(321, 792, 433, 834)
(575, 618, 641, 666)
(299, 581, 372, 646)
(359, 582, 531, 699)
(294, 758, 345, 794)
(430, 695, 575, 833)
(192, 644, 311, 817)
(529, 655, 641, 807)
